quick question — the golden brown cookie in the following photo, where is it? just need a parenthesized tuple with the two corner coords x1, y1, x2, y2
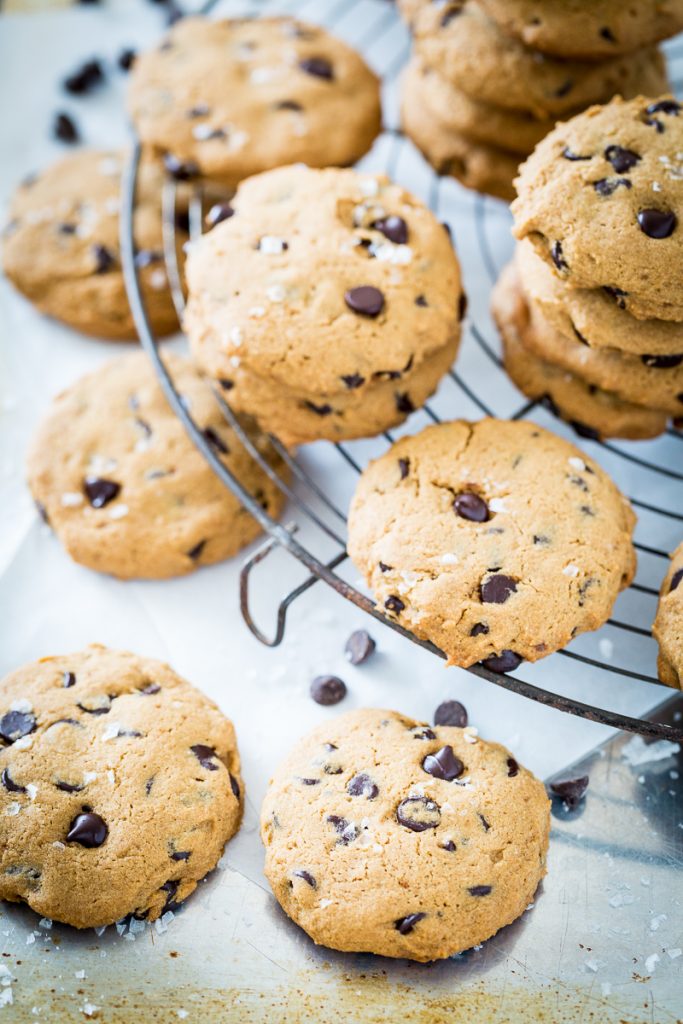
(2, 149, 184, 341)
(27, 352, 287, 579)
(128, 16, 381, 188)
(653, 542, 683, 689)
(348, 418, 636, 669)
(261, 708, 550, 961)
(0, 644, 242, 928)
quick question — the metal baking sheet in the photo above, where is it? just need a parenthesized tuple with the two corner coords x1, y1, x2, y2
(1, 0, 682, 1020)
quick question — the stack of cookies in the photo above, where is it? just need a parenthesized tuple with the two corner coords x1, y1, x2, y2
(494, 94, 683, 442)
(399, 0, 678, 201)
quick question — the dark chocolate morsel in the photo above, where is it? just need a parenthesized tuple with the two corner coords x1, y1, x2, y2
(441, 840, 457, 852)
(549, 775, 589, 808)
(458, 292, 468, 321)
(229, 773, 240, 800)
(434, 700, 468, 728)
(372, 215, 408, 245)
(66, 811, 108, 848)
(604, 145, 640, 173)
(507, 757, 519, 777)
(411, 726, 437, 740)
(163, 153, 199, 180)
(310, 675, 346, 706)
(63, 671, 76, 688)
(161, 879, 181, 912)
(293, 869, 316, 888)
(186, 540, 206, 561)
(395, 392, 415, 414)
(641, 353, 683, 369)
(480, 574, 518, 604)
(299, 777, 320, 786)
(84, 476, 120, 508)
(56, 780, 85, 793)
(275, 99, 303, 111)
(190, 744, 220, 771)
(299, 57, 334, 80)
(470, 622, 489, 637)
(344, 285, 384, 317)
(171, 850, 191, 861)
(63, 59, 104, 95)
(326, 815, 359, 845)
(593, 177, 631, 196)
(54, 112, 80, 143)
(554, 79, 574, 98)
(645, 99, 681, 116)
(670, 568, 683, 592)
(398, 457, 410, 479)
(396, 796, 441, 832)
(139, 682, 161, 695)
(422, 745, 464, 781)
(637, 208, 677, 239)
(384, 595, 405, 614)
(0, 710, 37, 744)
(92, 244, 116, 273)
(304, 400, 333, 416)
(551, 241, 568, 271)
(378, 561, 392, 573)
(453, 491, 489, 522)
(118, 48, 136, 71)
(344, 629, 376, 666)
(347, 772, 379, 799)
(206, 203, 235, 227)
(1, 768, 26, 793)
(479, 813, 491, 831)
(468, 885, 492, 897)
(481, 650, 523, 674)
(395, 912, 426, 935)
(202, 426, 229, 455)
(341, 373, 365, 389)
(562, 147, 591, 161)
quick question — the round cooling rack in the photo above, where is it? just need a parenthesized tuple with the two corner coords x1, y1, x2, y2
(120, 0, 683, 743)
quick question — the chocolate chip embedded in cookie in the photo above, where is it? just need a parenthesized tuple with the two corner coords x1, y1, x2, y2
(2, 149, 185, 341)
(127, 16, 381, 188)
(347, 419, 636, 667)
(26, 351, 287, 579)
(653, 542, 683, 689)
(512, 95, 683, 318)
(261, 708, 550, 961)
(0, 644, 243, 928)
(184, 164, 463, 444)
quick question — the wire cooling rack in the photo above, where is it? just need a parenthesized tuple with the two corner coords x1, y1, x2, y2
(120, 0, 683, 742)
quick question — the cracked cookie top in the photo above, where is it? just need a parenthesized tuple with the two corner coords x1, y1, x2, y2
(347, 418, 636, 668)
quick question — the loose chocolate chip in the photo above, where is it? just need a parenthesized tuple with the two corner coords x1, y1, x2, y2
(378, 561, 392, 573)
(458, 292, 468, 321)
(304, 400, 333, 416)
(118, 48, 136, 71)
(344, 285, 384, 317)
(641, 353, 683, 369)
(56, 780, 84, 793)
(275, 99, 303, 111)
(395, 912, 426, 935)
(411, 726, 437, 740)
(344, 629, 376, 666)
(341, 373, 365, 389)
(293, 869, 316, 888)
(549, 775, 589, 808)
(423, 745, 464, 781)
(347, 773, 379, 799)
(470, 622, 489, 637)
(84, 476, 120, 508)
(299, 57, 334, 80)
(507, 757, 519, 777)
(62, 671, 76, 688)
(139, 682, 161, 695)
(551, 241, 568, 271)
(593, 177, 632, 196)
(54, 112, 79, 143)
(645, 99, 681, 116)
(171, 850, 191, 861)
(66, 811, 108, 848)
(92, 244, 115, 273)
(372, 215, 408, 245)
(187, 540, 206, 561)
(384, 595, 405, 615)
(396, 796, 441, 832)
(468, 885, 492, 897)
(0, 711, 37, 744)
(2, 768, 26, 793)
(206, 203, 235, 228)
(441, 839, 457, 852)
(670, 568, 683, 592)
(310, 675, 346, 706)
(64, 59, 104, 94)
(562, 147, 591, 161)
(481, 650, 523, 673)
(202, 427, 229, 455)
(481, 574, 518, 604)
(190, 744, 219, 771)
(395, 392, 414, 414)
(604, 145, 640, 173)
(434, 700, 468, 728)
(415, 294, 428, 307)
(478, 813, 491, 831)
(637, 208, 677, 239)
(163, 153, 199, 180)
(454, 491, 489, 523)
(398, 457, 410, 480)
(326, 815, 359, 845)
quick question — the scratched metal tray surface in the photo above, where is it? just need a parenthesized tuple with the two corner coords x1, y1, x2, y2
(1, 0, 683, 1021)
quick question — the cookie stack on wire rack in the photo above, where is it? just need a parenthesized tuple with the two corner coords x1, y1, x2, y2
(493, 94, 683, 442)
(399, 0, 682, 201)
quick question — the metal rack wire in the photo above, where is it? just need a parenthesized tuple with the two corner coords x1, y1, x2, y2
(120, 0, 683, 743)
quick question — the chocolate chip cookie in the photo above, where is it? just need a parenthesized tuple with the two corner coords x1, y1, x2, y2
(2, 149, 184, 341)
(0, 644, 242, 928)
(184, 164, 463, 444)
(493, 262, 668, 441)
(653, 542, 683, 689)
(512, 95, 683, 319)
(412, 3, 668, 119)
(478, 0, 683, 61)
(128, 16, 381, 188)
(348, 418, 636, 669)
(261, 708, 550, 961)
(27, 351, 287, 579)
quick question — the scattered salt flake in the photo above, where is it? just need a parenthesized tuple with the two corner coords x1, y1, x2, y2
(123, 932, 135, 941)
(562, 564, 579, 577)
(93, 926, 106, 937)
(115, 921, 127, 936)
(26, 784, 37, 801)
(74, 970, 86, 980)
(319, 899, 333, 908)
(161, 911, 175, 928)
(584, 958, 603, 972)
(440, 553, 458, 565)
(248, 306, 265, 318)
(0, 988, 13, 1008)
(609, 890, 634, 908)
(177, 1013, 189, 1021)
(266, 284, 285, 302)
(81, 1003, 99, 1018)
(640, 876, 651, 887)
(229, 326, 243, 346)
(670, 770, 679, 780)
(26, 933, 36, 945)
(488, 498, 506, 513)
(622, 736, 680, 767)
(644, 953, 659, 974)
(6, 803, 21, 817)
(10, 698, 32, 713)
(99, 157, 120, 176)
(154, 918, 168, 936)
(14, 736, 33, 750)
(38, 918, 52, 930)
(149, 269, 166, 291)
(259, 235, 287, 255)
(53, 841, 65, 851)
(600, 982, 612, 997)
(61, 492, 84, 507)
(129, 918, 146, 935)
(463, 726, 479, 744)
(108, 504, 129, 520)
(0, 968, 12, 982)
(568, 456, 586, 471)
(666, 948, 682, 959)
(229, 355, 240, 368)
(359, 177, 379, 197)
(650, 913, 667, 932)
(83, 772, 97, 784)
(101, 722, 124, 742)
(525, 902, 535, 911)
(599, 638, 614, 660)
